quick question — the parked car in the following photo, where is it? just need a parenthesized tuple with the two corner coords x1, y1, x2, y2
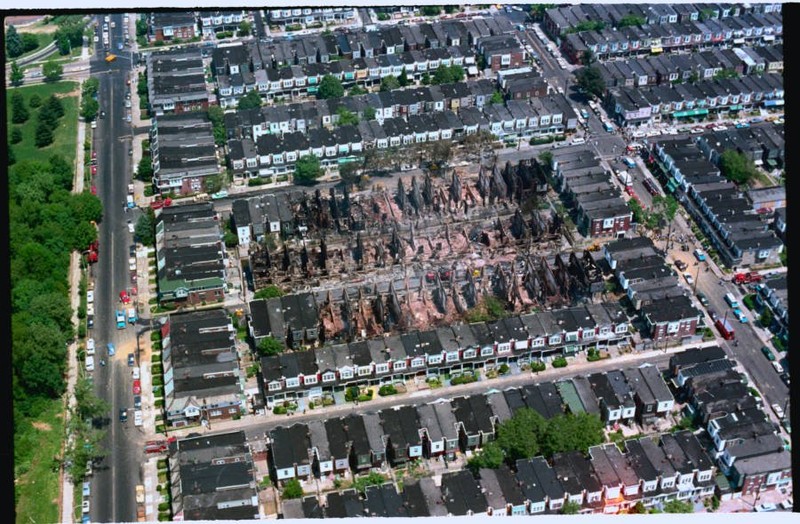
(129, 257, 136, 271)
(120, 290, 130, 304)
(133, 379, 141, 394)
(693, 248, 706, 261)
(128, 353, 135, 367)
(127, 221, 135, 234)
(211, 190, 228, 200)
(132, 367, 140, 380)
(772, 403, 785, 419)
(683, 272, 694, 286)
(772, 361, 785, 374)
(82, 481, 91, 497)
(107, 342, 115, 357)
(119, 408, 128, 423)
(134, 410, 143, 426)
(733, 308, 748, 323)
(781, 372, 791, 388)
(675, 260, 688, 271)
(695, 291, 709, 307)
(761, 346, 776, 362)
(134, 395, 142, 409)
(86, 338, 96, 356)
(82, 500, 90, 514)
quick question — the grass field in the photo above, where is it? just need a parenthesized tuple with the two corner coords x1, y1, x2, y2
(7, 81, 79, 165)
(14, 399, 65, 524)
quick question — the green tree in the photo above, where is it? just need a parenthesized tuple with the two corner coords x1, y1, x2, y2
(336, 106, 359, 127)
(136, 154, 154, 182)
(580, 50, 595, 66)
(349, 84, 367, 96)
(719, 150, 757, 185)
(496, 408, 546, 462)
(618, 15, 645, 28)
(35, 120, 55, 148)
(759, 308, 774, 328)
(317, 74, 344, 99)
(238, 20, 252, 36)
(135, 208, 156, 246)
(338, 161, 361, 188)
(237, 90, 263, 110)
(208, 105, 229, 143)
(529, 4, 554, 21)
(11, 127, 23, 144)
(575, 65, 605, 99)
(73, 377, 111, 421)
(257, 337, 283, 356)
(420, 6, 441, 16)
(432, 65, 464, 85)
(538, 151, 554, 170)
(9, 146, 16, 165)
(80, 95, 99, 121)
(421, 72, 431, 85)
(10, 60, 24, 86)
(42, 60, 64, 82)
(561, 500, 581, 514)
(540, 412, 605, 456)
(398, 67, 410, 87)
(253, 285, 284, 299)
(466, 442, 504, 473)
(293, 154, 322, 185)
(44, 94, 65, 119)
(363, 106, 376, 121)
(490, 90, 504, 105)
(11, 92, 29, 124)
(21, 33, 39, 53)
(6, 25, 23, 57)
(352, 472, 387, 494)
(714, 68, 739, 80)
(629, 501, 647, 514)
(380, 75, 401, 92)
(663, 499, 693, 513)
(282, 478, 304, 499)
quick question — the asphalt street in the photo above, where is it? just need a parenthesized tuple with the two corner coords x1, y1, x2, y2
(87, 12, 143, 524)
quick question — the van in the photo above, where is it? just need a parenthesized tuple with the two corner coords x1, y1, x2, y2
(193, 192, 210, 202)
(724, 292, 739, 308)
(571, 137, 586, 145)
(126, 194, 135, 208)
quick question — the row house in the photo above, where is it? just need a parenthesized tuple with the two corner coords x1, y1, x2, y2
(755, 275, 788, 338)
(608, 73, 784, 127)
(148, 12, 197, 43)
(199, 10, 246, 37)
(563, 12, 782, 64)
(267, 7, 356, 28)
(146, 47, 212, 116)
(268, 424, 312, 482)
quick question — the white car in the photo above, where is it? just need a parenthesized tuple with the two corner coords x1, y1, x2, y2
(771, 403, 785, 419)
(86, 338, 96, 355)
(87, 290, 94, 304)
(132, 367, 140, 380)
(571, 137, 586, 145)
(683, 272, 694, 286)
(772, 361, 785, 374)
(128, 221, 135, 234)
(133, 410, 143, 427)
(82, 500, 90, 513)
(129, 257, 136, 271)
(85, 356, 95, 372)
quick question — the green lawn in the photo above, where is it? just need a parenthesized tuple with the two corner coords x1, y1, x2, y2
(14, 399, 65, 524)
(7, 81, 79, 164)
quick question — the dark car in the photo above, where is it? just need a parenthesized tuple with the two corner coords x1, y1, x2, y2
(134, 395, 142, 409)
(127, 353, 135, 367)
(781, 373, 791, 387)
(129, 245, 136, 257)
(696, 292, 709, 307)
(119, 408, 128, 423)
(675, 260, 688, 271)
(761, 346, 776, 362)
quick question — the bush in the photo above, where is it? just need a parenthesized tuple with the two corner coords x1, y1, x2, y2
(530, 360, 546, 372)
(151, 331, 162, 341)
(450, 373, 478, 385)
(152, 375, 163, 386)
(378, 384, 398, 397)
(498, 363, 510, 375)
(552, 356, 568, 368)
(273, 405, 287, 415)
(154, 399, 164, 408)
(158, 502, 169, 511)
(322, 396, 335, 406)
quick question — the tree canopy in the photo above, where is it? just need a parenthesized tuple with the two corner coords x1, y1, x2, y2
(380, 75, 401, 92)
(719, 149, 758, 186)
(336, 106, 358, 127)
(6, 25, 23, 57)
(575, 65, 606, 99)
(663, 499, 694, 513)
(43, 60, 64, 82)
(237, 90, 262, 110)
(282, 478, 303, 499)
(257, 336, 284, 356)
(317, 75, 344, 99)
(10, 61, 24, 86)
(253, 285, 284, 299)
(294, 154, 323, 185)
(431, 64, 465, 85)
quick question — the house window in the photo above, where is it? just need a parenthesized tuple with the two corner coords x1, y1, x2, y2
(548, 335, 562, 345)
(446, 352, 459, 363)
(412, 358, 425, 368)
(463, 349, 476, 359)
(340, 369, 353, 379)
(603, 218, 615, 229)
(667, 322, 680, 334)
(268, 382, 281, 391)
(428, 355, 443, 365)
(758, 249, 770, 259)
(497, 344, 511, 354)
(393, 361, 407, 371)
(304, 376, 318, 385)
(209, 410, 222, 417)
(228, 407, 239, 414)
(481, 346, 494, 357)
(358, 367, 372, 376)
(376, 364, 389, 373)
(582, 330, 595, 340)
(286, 378, 300, 387)
(322, 372, 336, 382)
(615, 324, 628, 334)
(532, 338, 545, 348)
(565, 333, 578, 342)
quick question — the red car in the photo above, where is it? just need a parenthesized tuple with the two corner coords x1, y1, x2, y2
(91, 151, 97, 159)
(133, 380, 141, 395)
(120, 290, 130, 304)
(91, 186, 97, 195)
(91, 165, 97, 175)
